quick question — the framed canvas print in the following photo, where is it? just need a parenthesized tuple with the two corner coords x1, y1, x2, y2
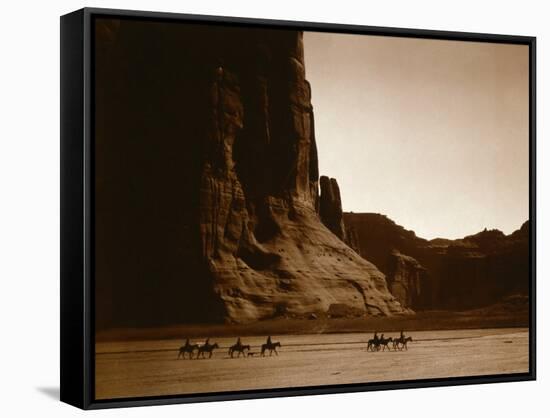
(60, 7, 536, 409)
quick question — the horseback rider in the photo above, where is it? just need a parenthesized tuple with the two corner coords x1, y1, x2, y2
(374, 331, 379, 343)
(236, 337, 242, 347)
(261, 336, 280, 356)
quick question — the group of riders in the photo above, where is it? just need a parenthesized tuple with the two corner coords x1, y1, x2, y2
(367, 330, 413, 352)
(178, 331, 412, 359)
(178, 336, 281, 360)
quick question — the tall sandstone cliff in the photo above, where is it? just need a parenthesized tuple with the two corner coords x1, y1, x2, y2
(94, 20, 405, 328)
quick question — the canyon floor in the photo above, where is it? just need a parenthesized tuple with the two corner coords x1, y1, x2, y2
(95, 327, 529, 400)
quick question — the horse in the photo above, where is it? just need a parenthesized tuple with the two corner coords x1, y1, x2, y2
(379, 336, 393, 351)
(229, 343, 250, 358)
(178, 339, 198, 359)
(261, 341, 281, 356)
(367, 333, 388, 352)
(393, 336, 413, 351)
(400, 336, 413, 350)
(367, 338, 380, 352)
(392, 337, 400, 351)
(196, 341, 219, 359)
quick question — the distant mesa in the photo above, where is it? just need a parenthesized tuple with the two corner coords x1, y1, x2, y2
(341, 213, 529, 311)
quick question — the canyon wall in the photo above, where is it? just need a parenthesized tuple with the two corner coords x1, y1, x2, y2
(386, 250, 428, 309)
(343, 213, 529, 310)
(319, 176, 347, 240)
(94, 19, 406, 328)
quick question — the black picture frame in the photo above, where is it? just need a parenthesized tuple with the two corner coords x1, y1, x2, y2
(60, 7, 536, 410)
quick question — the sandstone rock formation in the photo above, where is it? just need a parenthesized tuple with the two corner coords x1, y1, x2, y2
(343, 213, 530, 310)
(319, 176, 347, 240)
(198, 31, 406, 322)
(386, 250, 428, 309)
(94, 20, 406, 328)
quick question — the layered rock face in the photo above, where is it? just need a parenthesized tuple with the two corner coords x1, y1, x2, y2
(198, 31, 406, 322)
(319, 176, 347, 240)
(94, 19, 405, 328)
(343, 213, 530, 310)
(386, 251, 428, 308)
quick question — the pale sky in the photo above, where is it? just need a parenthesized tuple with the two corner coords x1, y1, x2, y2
(304, 32, 529, 240)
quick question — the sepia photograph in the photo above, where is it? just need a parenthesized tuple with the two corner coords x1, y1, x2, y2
(92, 15, 531, 401)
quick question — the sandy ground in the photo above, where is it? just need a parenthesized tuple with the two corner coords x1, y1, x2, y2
(95, 328, 529, 400)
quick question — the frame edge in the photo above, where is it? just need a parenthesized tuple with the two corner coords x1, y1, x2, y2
(60, 8, 87, 410)
(63, 7, 537, 409)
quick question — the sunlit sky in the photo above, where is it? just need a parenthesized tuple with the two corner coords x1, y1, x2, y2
(304, 32, 529, 240)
